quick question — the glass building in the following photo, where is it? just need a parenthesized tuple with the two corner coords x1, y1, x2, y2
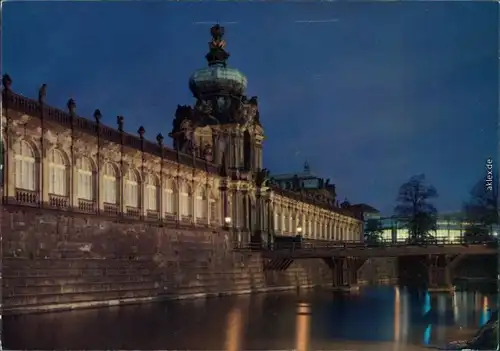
(372, 213, 499, 243)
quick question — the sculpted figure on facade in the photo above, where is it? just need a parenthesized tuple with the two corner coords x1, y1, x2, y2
(195, 99, 212, 117)
(171, 105, 197, 153)
(67, 98, 76, 115)
(194, 99, 221, 126)
(214, 131, 227, 165)
(255, 168, 271, 188)
(203, 143, 213, 162)
(38, 84, 47, 104)
(2, 74, 12, 90)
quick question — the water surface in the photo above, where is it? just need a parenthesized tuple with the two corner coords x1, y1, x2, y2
(4, 286, 495, 350)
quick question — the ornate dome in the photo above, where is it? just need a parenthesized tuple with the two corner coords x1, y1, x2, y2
(188, 24, 247, 99)
(189, 66, 247, 98)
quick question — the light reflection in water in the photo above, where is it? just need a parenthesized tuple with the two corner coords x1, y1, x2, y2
(394, 286, 410, 345)
(225, 307, 243, 351)
(424, 324, 432, 345)
(479, 296, 491, 327)
(394, 287, 400, 343)
(452, 292, 459, 324)
(423, 292, 431, 315)
(393, 287, 401, 351)
(418, 291, 495, 346)
(437, 295, 447, 342)
(402, 287, 410, 343)
(295, 302, 311, 351)
(4, 288, 497, 350)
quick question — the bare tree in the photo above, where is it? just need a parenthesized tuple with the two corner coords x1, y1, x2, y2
(394, 174, 439, 244)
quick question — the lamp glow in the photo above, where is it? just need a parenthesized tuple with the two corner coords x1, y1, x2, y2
(224, 217, 232, 224)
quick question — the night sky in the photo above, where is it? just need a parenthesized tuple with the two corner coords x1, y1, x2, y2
(4, 2, 498, 215)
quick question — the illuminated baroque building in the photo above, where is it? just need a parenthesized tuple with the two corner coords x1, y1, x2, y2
(1, 24, 363, 248)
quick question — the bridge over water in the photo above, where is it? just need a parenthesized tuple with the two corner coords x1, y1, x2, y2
(235, 238, 498, 291)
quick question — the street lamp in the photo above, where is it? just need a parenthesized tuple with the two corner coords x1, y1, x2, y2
(224, 216, 232, 225)
(297, 226, 303, 234)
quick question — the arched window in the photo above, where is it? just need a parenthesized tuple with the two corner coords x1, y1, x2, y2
(77, 157, 94, 200)
(14, 140, 36, 191)
(125, 169, 140, 208)
(103, 163, 117, 204)
(243, 130, 252, 170)
(290, 210, 296, 232)
(48, 149, 67, 196)
(283, 209, 289, 233)
(195, 186, 207, 219)
(209, 190, 219, 224)
(145, 173, 159, 211)
(180, 182, 192, 217)
(164, 178, 177, 215)
(274, 208, 281, 232)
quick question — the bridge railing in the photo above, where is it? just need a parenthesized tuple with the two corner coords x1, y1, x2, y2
(233, 237, 498, 253)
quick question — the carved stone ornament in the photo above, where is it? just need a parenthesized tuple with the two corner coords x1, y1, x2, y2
(203, 143, 213, 162)
(43, 129, 58, 145)
(74, 138, 97, 157)
(103, 142, 122, 162)
(56, 130, 72, 147)
(12, 114, 31, 127)
(195, 99, 213, 116)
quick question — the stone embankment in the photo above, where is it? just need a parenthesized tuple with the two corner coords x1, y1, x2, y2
(3, 206, 337, 314)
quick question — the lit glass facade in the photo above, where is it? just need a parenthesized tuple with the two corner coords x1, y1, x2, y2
(367, 214, 499, 243)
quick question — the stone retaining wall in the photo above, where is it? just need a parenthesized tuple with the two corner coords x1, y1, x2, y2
(3, 206, 333, 314)
(358, 257, 399, 285)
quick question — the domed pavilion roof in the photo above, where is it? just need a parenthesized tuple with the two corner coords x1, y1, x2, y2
(189, 24, 247, 99)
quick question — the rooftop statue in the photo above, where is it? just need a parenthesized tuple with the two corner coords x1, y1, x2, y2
(209, 24, 226, 50)
(206, 24, 230, 66)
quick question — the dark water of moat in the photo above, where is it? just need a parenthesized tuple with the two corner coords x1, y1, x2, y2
(3, 286, 497, 350)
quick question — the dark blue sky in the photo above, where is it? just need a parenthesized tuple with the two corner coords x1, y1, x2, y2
(4, 2, 498, 215)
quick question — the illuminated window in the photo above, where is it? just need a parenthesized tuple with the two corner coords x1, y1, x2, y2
(125, 169, 140, 207)
(103, 163, 118, 204)
(180, 182, 192, 217)
(164, 178, 177, 215)
(145, 174, 159, 211)
(195, 186, 207, 219)
(48, 149, 67, 196)
(77, 157, 94, 200)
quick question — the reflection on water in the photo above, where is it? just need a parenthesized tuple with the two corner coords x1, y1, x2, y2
(4, 286, 496, 350)
(296, 302, 311, 351)
(479, 296, 491, 327)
